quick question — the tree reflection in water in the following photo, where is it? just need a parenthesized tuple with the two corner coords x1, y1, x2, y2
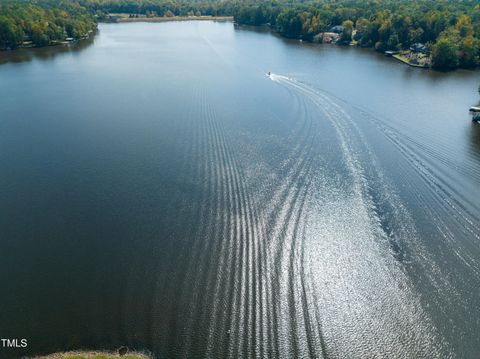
(0, 34, 95, 65)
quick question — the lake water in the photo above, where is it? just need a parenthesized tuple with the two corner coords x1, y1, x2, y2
(0, 21, 479, 359)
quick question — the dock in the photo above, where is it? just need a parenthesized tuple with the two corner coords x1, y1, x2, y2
(469, 106, 480, 121)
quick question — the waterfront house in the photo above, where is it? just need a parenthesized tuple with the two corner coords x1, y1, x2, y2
(330, 25, 344, 34)
(321, 32, 340, 44)
(410, 43, 427, 53)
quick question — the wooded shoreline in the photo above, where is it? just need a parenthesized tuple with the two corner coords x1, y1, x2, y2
(1, 0, 480, 70)
(111, 15, 233, 23)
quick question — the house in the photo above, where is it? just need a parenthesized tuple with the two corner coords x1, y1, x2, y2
(330, 25, 344, 34)
(321, 32, 340, 44)
(410, 43, 427, 53)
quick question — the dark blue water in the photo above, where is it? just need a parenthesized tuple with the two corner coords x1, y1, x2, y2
(0, 21, 479, 358)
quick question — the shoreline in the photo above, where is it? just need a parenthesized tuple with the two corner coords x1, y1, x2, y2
(236, 23, 432, 70)
(107, 15, 233, 23)
(0, 30, 96, 53)
(392, 53, 430, 69)
(0, 20, 469, 72)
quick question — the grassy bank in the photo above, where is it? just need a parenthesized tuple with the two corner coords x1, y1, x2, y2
(392, 53, 430, 68)
(31, 350, 150, 359)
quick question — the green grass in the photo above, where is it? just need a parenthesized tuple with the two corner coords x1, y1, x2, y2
(392, 53, 428, 68)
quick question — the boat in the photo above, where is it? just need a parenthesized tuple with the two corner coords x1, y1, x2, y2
(384, 50, 399, 57)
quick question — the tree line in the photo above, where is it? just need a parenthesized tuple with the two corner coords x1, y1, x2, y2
(79, 0, 235, 18)
(2, 0, 480, 69)
(232, 0, 480, 69)
(0, 0, 96, 50)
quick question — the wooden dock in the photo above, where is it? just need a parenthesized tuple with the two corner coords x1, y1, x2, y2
(469, 106, 480, 121)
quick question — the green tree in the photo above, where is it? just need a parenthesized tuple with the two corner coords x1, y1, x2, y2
(276, 9, 303, 38)
(459, 35, 478, 67)
(456, 14, 473, 38)
(387, 33, 400, 50)
(30, 21, 49, 46)
(408, 28, 424, 45)
(340, 19, 353, 43)
(0, 16, 22, 49)
(432, 37, 459, 69)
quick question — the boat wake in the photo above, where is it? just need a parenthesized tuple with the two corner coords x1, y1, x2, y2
(268, 73, 480, 357)
(267, 72, 290, 82)
(266, 74, 456, 357)
(122, 72, 478, 358)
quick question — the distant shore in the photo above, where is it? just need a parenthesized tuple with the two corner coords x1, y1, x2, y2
(106, 15, 233, 23)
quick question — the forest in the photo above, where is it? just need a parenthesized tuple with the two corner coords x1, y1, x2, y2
(1, 0, 480, 69)
(0, 0, 96, 49)
(79, 0, 235, 18)
(232, 0, 480, 69)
